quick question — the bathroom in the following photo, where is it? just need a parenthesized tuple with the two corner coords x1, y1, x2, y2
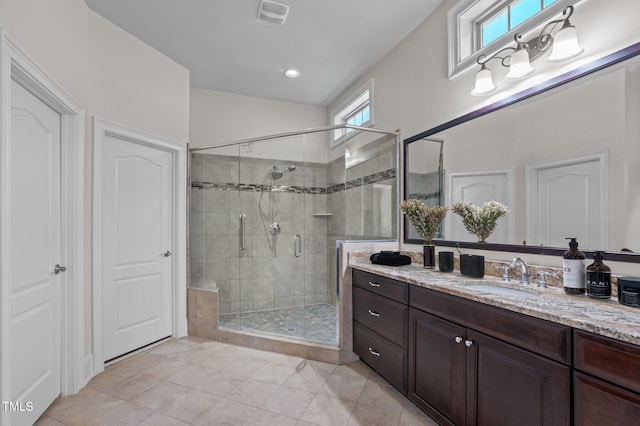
(2, 0, 640, 424)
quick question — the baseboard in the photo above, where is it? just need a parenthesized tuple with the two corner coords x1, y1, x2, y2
(83, 354, 94, 387)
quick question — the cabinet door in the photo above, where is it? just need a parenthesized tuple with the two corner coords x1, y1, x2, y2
(466, 330, 570, 426)
(574, 371, 640, 426)
(409, 308, 466, 426)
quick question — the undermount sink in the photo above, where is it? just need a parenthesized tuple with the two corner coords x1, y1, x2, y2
(460, 279, 539, 297)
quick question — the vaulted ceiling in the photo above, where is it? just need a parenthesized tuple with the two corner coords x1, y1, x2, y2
(86, 0, 443, 106)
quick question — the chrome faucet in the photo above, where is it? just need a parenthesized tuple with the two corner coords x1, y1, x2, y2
(508, 257, 529, 285)
(500, 265, 511, 282)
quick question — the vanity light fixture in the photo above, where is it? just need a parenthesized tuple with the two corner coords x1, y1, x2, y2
(471, 5, 583, 96)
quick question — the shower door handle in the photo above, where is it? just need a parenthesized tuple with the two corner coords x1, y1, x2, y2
(294, 234, 302, 257)
(240, 214, 247, 254)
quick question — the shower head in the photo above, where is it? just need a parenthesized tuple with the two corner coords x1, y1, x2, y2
(271, 164, 296, 179)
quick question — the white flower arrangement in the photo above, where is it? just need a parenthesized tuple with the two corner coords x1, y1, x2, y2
(452, 200, 509, 242)
(399, 199, 448, 245)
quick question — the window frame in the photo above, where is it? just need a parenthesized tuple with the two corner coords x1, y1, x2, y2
(448, 0, 580, 78)
(330, 79, 374, 147)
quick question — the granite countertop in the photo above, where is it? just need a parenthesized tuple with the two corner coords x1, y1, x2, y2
(349, 254, 640, 346)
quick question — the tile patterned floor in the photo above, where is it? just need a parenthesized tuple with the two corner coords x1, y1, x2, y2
(219, 304, 337, 346)
(37, 337, 439, 426)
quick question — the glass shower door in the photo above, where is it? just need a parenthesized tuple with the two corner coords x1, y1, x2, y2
(234, 135, 311, 340)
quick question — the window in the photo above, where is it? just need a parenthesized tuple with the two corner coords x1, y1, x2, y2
(448, 0, 577, 78)
(480, 0, 558, 47)
(331, 79, 373, 147)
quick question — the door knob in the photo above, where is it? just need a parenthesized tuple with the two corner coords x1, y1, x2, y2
(162, 250, 172, 257)
(54, 264, 67, 274)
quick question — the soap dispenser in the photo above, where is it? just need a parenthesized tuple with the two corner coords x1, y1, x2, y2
(563, 237, 586, 294)
(586, 251, 611, 299)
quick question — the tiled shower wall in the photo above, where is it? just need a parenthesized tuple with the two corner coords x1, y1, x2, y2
(190, 137, 397, 316)
(326, 138, 397, 302)
(190, 154, 330, 315)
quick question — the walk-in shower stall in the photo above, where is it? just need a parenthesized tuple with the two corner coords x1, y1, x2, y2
(189, 125, 398, 347)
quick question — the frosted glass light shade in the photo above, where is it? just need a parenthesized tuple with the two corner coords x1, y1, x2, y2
(505, 48, 534, 80)
(471, 67, 496, 96)
(548, 25, 583, 62)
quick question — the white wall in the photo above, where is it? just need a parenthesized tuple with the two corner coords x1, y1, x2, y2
(0, 0, 90, 103)
(0, 0, 190, 356)
(88, 11, 190, 144)
(328, 0, 640, 273)
(190, 88, 329, 163)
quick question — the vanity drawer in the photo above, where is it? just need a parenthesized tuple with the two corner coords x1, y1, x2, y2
(410, 285, 571, 364)
(353, 286, 408, 348)
(353, 269, 408, 304)
(574, 330, 640, 394)
(353, 321, 407, 393)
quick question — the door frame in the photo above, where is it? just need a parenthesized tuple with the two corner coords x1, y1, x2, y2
(92, 118, 187, 374)
(0, 29, 86, 422)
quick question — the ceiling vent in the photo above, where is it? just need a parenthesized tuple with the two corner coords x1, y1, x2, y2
(257, 0, 290, 25)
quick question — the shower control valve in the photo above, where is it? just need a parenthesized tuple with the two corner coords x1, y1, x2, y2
(269, 223, 281, 235)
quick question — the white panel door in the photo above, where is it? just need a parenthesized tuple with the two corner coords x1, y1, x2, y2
(527, 154, 607, 248)
(9, 79, 61, 425)
(101, 136, 173, 361)
(447, 170, 514, 243)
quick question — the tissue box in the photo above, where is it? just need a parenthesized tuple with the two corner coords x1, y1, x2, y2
(460, 254, 484, 278)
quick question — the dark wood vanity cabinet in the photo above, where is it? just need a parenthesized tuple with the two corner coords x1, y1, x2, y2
(573, 330, 640, 425)
(352, 268, 640, 425)
(352, 269, 408, 393)
(408, 285, 571, 426)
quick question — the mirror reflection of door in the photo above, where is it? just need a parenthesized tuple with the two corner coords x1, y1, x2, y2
(447, 170, 515, 243)
(526, 152, 608, 249)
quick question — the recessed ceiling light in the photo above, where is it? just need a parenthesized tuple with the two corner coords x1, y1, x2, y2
(284, 68, 300, 78)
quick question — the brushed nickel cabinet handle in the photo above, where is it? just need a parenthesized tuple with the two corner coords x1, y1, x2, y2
(368, 347, 381, 357)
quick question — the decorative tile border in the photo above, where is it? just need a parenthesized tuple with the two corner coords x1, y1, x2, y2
(408, 191, 441, 200)
(192, 168, 396, 195)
